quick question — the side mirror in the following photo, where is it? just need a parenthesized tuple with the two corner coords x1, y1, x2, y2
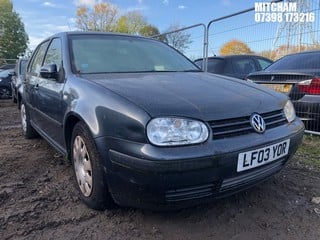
(40, 64, 57, 79)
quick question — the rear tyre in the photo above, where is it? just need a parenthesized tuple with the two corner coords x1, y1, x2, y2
(0, 87, 10, 99)
(12, 89, 17, 103)
(71, 121, 113, 210)
(20, 101, 38, 139)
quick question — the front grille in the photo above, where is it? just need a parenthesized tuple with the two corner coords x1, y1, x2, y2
(220, 158, 285, 193)
(209, 110, 287, 139)
(165, 183, 216, 202)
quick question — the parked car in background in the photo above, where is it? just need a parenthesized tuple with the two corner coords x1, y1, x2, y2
(247, 50, 320, 131)
(11, 58, 28, 105)
(0, 63, 16, 72)
(21, 32, 304, 210)
(195, 55, 273, 79)
(0, 68, 14, 99)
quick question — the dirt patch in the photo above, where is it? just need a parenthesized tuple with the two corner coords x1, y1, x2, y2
(1, 99, 320, 240)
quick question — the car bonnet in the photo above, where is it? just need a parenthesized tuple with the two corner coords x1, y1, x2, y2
(87, 72, 287, 121)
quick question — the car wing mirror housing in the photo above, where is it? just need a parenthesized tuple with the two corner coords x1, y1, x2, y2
(40, 64, 57, 80)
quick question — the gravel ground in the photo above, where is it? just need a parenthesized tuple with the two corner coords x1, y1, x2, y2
(1, 99, 320, 240)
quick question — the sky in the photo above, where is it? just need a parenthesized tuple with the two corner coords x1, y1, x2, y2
(11, 0, 261, 50)
(10, 0, 320, 60)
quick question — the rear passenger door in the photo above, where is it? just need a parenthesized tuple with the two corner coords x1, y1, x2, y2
(25, 40, 50, 125)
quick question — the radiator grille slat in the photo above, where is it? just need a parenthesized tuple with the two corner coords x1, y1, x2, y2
(209, 110, 287, 139)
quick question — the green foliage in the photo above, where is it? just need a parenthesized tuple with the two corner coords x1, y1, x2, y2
(75, 3, 151, 35)
(139, 24, 160, 37)
(115, 11, 147, 35)
(0, 0, 28, 59)
(75, 2, 164, 39)
(294, 135, 320, 171)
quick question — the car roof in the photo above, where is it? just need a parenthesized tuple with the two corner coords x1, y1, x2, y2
(46, 31, 154, 41)
(194, 55, 271, 62)
(283, 50, 320, 57)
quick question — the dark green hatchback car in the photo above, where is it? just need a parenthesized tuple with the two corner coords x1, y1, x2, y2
(21, 32, 304, 210)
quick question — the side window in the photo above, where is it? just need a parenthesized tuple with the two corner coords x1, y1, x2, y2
(257, 58, 272, 70)
(43, 38, 62, 72)
(223, 60, 234, 74)
(232, 58, 256, 75)
(29, 41, 50, 76)
(207, 59, 225, 74)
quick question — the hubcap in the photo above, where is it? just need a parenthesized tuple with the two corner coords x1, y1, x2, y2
(21, 104, 27, 133)
(73, 136, 93, 197)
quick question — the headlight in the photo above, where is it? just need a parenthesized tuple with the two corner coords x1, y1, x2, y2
(147, 117, 209, 146)
(284, 100, 296, 123)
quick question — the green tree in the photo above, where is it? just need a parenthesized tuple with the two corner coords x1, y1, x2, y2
(115, 11, 147, 35)
(0, 0, 28, 60)
(138, 24, 167, 42)
(75, 3, 150, 35)
(139, 24, 160, 37)
(163, 24, 192, 53)
(219, 39, 253, 55)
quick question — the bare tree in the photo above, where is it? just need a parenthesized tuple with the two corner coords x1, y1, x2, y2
(75, 2, 118, 32)
(162, 24, 192, 53)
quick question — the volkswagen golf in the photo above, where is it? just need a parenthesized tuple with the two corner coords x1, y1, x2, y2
(21, 32, 304, 210)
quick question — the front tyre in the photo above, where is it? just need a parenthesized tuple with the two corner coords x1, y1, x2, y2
(20, 101, 38, 139)
(71, 122, 113, 210)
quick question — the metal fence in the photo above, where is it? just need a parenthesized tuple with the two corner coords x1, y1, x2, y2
(153, 0, 320, 135)
(0, 59, 16, 65)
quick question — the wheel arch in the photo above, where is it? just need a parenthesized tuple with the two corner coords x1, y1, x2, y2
(64, 113, 82, 160)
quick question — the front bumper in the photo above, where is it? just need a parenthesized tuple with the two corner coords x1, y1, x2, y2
(95, 119, 304, 210)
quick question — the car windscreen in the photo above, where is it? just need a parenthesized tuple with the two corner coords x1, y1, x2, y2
(69, 35, 199, 74)
(266, 52, 320, 71)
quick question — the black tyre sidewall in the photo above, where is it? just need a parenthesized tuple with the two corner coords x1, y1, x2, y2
(12, 88, 17, 103)
(21, 101, 38, 139)
(0, 87, 10, 99)
(71, 122, 112, 210)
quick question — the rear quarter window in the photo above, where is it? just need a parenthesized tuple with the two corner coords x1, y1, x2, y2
(267, 52, 320, 70)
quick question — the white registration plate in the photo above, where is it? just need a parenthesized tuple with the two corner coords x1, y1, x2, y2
(237, 139, 290, 172)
